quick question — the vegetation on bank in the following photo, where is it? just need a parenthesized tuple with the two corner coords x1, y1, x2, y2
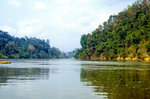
(0, 30, 65, 59)
(74, 0, 150, 61)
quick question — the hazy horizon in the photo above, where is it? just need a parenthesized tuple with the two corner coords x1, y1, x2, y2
(0, 0, 137, 52)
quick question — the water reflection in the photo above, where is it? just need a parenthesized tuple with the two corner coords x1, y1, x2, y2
(0, 67, 50, 86)
(80, 64, 150, 99)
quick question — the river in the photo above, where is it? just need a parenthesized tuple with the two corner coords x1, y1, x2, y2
(0, 59, 150, 99)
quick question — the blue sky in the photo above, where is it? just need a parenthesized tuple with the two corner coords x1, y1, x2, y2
(0, 0, 137, 52)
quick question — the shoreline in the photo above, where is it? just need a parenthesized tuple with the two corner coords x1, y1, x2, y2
(79, 57, 150, 62)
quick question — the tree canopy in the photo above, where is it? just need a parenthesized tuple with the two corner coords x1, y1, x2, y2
(0, 30, 65, 59)
(74, 0, 150, 60)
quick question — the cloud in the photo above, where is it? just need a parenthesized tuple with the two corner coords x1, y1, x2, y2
(56, 16, 77, 28)
(89, 10, 111, 30)
(0, 25, 16, 35)
(77, 0, 92, 3)
(58, 0, 92, 4)
(58, 0, 72, 3)
(17, 20, 41, 27)
(17, 19, 42, 37)
(34, 2, 47, 10)
(8, 0, 21, 7)
(0, 20, 42, 37)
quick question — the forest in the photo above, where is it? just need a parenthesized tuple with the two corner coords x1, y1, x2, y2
(74, 0, 150, 61)
(0, 30, 65, 59)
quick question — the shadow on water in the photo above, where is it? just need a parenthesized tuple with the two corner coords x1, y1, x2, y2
(80, 62, 150, 99)
(0, 67, 52, 87)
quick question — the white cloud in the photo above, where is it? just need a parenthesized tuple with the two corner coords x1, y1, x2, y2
(0, 20, 44, 38)
(58, 0, 91, 4)
(56, 16, 77, 28)
(8, 0, 21, 7)
(17, 19, 42, 37)
(17, 20, 41, 27)
(77, 0, 92, 3)
(34, 2, 47, 10)
(58, 0, 72, 3)
(89, 10, 110, 29)
(0, 25, 16, 35)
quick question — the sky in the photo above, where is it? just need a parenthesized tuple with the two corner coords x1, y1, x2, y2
(0, 0, 137, 52)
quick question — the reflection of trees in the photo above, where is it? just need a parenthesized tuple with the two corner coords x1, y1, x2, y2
(80, 67, 150, 99)
(0, 67, 52, 86)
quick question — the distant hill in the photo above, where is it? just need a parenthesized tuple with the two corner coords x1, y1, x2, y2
(74, 0, 150, 61)
(0, 30, 65, 59)
(65, 51, 74, 58)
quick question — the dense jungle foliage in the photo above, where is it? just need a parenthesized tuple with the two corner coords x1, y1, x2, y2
(0, 30, 65, 58)
(74, 0, 150, 60)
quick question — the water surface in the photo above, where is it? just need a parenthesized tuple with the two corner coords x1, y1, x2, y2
(0, 59, 150, 99)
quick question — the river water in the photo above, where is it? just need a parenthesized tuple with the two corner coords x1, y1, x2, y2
(0, 59, 150, 99)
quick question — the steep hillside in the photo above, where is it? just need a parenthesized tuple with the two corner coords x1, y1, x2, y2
(75, 0, 150, 61)
(0, 30, 64, 58)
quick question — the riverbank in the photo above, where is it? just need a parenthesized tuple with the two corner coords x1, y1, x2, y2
(80, 57, 150, 62)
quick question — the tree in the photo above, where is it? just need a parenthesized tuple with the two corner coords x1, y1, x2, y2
(0, 30, 65, 59)
(75, 0, 150, 60)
